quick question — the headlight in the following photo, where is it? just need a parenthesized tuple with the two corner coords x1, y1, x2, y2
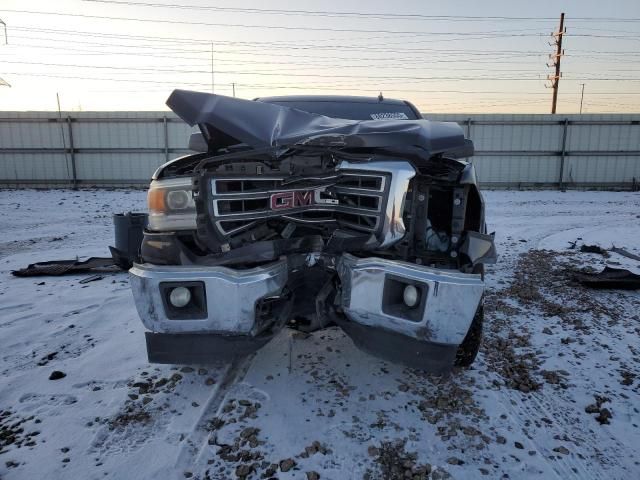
(147, 178, 197, 231)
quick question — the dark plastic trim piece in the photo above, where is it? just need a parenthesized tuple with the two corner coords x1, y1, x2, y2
(145, 331, 274, 364)
(336, 317, 457, 374)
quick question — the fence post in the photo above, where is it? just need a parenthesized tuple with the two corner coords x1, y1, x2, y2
(558, 118, 568, 190)
(163, 115, 169, 162)
(465, 118, 473, 164)
(66, 116, 78, 190)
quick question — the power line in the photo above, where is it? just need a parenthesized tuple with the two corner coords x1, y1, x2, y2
(80, 1, 559, 21)
(0, 44, 550, 73)
(6, 25, 551, 51)
(6, 38, 636, 73)
(7, 31, 548, 57)
(10, 24, 534, 51)
(0, 9, 548, 37)
(1, 71, 228, 87)
(0, 72, 544, 93)
(571, 26, 640, 35)
(79, 1, 640, 24)
(571, 34, 640, 42)
(0, 32, 538, 57)
(11, 59, 636, 81)
(7, 37, 638, 68)
(10, 26, 640, 61)
(0, 40, 558, 73)
(7, 25, 426, 49)
(5, 61, 639, 84)
(8, 39, 640, 79)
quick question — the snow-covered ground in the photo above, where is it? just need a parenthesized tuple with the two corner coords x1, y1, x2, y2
(1, 189, 639, 480)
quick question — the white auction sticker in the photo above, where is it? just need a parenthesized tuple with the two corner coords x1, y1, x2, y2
(370, 112, 409, 120)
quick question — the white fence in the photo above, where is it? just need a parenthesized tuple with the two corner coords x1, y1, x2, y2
(1, 112, 639, 189)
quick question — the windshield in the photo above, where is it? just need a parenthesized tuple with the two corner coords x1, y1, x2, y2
(260, 100, 421, 121)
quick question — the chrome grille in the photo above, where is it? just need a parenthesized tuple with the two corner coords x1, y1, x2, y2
(209, 173, 387, 236)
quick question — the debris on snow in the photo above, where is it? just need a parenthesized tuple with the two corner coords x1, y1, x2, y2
(1, 189, 639, 480)
(573, 267, 640, 290)
(48, 371, 66, 380)
(579, 244, 610, 256)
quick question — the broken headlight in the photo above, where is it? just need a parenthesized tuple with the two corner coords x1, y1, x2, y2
(147, 177, 197, 231)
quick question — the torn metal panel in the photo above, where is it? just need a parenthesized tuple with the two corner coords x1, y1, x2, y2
(460, 231, 498, 265)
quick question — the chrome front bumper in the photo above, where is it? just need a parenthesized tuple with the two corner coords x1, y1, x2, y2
(130, 254, 484, 368)
(337, 254, 484, 346)
(129, 259, 288, 335)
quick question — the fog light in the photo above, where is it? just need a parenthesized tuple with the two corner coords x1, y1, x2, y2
(169, 286, 191, 308)
(403, 285, 419, 308)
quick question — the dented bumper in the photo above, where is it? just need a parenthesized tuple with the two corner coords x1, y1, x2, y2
(130, 259, 290, 363)
(336, 254, 484, 372)
(337, 254, 484, 345)
(130, 259, 288, 334)
(130, 254, 484, 370)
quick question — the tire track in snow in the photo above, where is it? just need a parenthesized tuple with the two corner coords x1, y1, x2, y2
(173, 355, 255, 472)
(528, 381, 636, 478)
(501, 391, 592, 480)
(498, 369, 637, 480)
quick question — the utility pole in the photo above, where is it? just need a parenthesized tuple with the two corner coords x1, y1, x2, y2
(232, 82, 235, 97)
(548, 12, 565, 114)
(0, 19, 8, 87)
(210, 42, 214, 94)
(579, 83, 585, 114)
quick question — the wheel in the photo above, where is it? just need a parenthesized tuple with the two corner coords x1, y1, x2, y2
(454, 302, 483, 367)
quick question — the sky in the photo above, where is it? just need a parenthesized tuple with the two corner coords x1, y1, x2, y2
(0, 0, 639, 113)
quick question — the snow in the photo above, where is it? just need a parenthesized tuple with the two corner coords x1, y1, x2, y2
(1, 188, 639, 480)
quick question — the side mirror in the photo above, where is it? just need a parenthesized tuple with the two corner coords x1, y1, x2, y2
(188, 132, 208, 152)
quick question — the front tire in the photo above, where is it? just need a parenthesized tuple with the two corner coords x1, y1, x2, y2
(454, 303, 483, 367)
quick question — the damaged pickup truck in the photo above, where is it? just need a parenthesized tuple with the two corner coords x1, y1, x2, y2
(129, 90, 496, 373)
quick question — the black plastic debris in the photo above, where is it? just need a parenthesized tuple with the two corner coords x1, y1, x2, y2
(11, 257, 119, 277)
(11, 212, 148, 278)
(79, 274, 104, 284)
(573, 267, 640, 290)
(110, 212, 148, 270)
(579, 244, 609, 256)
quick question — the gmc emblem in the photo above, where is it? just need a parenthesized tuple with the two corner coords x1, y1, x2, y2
(270, 187, 337, 210)
(270, 190, 313, 210)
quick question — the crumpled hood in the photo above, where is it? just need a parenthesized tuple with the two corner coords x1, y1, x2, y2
(166, 89, 472, 157)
